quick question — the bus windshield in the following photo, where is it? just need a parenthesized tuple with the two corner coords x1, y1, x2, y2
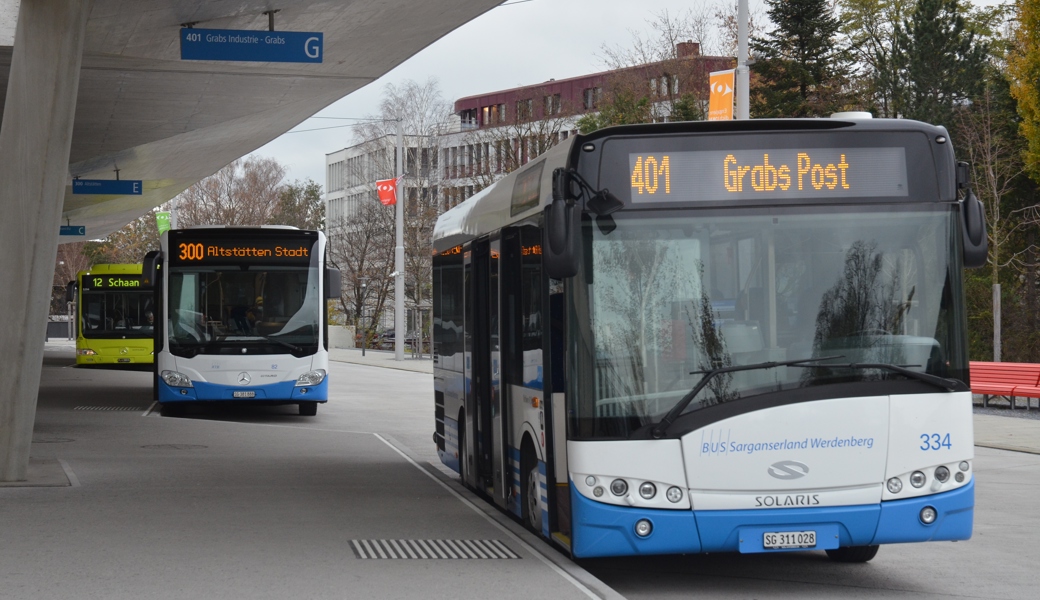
(81, 288, 154, 339)
(167, 264, 321, 357)
(574, 206, 966, 439)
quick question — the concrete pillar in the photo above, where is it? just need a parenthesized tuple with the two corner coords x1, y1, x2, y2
(0, 0, 92, 481)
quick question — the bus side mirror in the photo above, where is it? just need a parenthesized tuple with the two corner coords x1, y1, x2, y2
(65, 281, 76, 303)
(142, 251, 162, 287)
(961, 189, 988, 268)
(544, 169, 580, 278)
(325, 268, 342, 299)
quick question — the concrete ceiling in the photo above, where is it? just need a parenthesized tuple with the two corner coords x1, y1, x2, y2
(0, 0, 500, 238)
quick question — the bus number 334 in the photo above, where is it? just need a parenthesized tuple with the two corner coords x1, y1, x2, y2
(920, 433, 952, 451)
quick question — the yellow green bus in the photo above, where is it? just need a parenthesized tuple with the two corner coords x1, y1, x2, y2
(74, 264, 154, 366)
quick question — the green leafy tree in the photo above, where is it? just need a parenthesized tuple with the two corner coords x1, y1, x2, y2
(891, 0, 988, 126)
(1009, 0, 1040, 182)
(270, 179, 325, 230)
(750, 0, 852, 117)
(577, 88, 653, 133)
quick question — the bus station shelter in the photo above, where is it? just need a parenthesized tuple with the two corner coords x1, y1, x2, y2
(0, 0, 501, 482)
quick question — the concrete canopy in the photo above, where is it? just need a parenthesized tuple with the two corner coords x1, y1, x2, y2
(0, 0, 500, 239)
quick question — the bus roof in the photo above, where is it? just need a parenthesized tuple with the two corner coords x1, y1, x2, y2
(78, 264, 143, 277)
(433, 137, 575, 253)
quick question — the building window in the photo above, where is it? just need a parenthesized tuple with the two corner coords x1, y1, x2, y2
(516, 98, 533, 121)
(582, 87, 601, 110)
(544, 93, 561, 116)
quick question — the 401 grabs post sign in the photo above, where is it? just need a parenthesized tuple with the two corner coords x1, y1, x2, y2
(180, 28, 322, 63)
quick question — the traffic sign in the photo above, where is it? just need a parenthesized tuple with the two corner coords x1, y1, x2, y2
(60, 225, 86, 236)
(72, 179, 142, 195)
(180, 28, 323, 63)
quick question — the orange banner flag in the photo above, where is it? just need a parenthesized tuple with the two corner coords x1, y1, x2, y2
(709, 70, 735, 121)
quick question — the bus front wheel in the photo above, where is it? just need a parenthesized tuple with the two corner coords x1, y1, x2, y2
(298, 402, 318, 416)
(826, 545, 879, 563)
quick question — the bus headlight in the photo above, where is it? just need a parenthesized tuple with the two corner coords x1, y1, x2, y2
(920, 506, 937, 525)
(934, 466, 950, 483)
(634, 519, 653, 537)
(161, 370, 193, 388)
(666, 486, 683, 503)
(638, 482, 656, 499)
(886, 477, 902, 494)
(910, 471, 926, 488)
(610, 479, 628, 496)
(295, 369, 326, 386)
(78, 349, 97, 356)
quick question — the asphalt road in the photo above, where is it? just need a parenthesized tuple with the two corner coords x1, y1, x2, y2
(6, 348, 1038, 599)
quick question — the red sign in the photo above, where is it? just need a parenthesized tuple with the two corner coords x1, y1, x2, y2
(376, 178, 398, 206)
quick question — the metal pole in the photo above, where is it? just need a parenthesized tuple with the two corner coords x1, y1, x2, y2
(993, 283, 1001, 362)
(736, 0, 750, 120)
(395, 119, 405, 361)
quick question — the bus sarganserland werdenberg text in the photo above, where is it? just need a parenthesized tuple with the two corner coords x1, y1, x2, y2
(71, 264, 155, 366)
(144, 226, 340, 417)
(432, 117, 987, 562)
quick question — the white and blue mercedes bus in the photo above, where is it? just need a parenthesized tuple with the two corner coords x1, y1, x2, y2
(432, 117, 987, 562)
(145, 226, 340, 417)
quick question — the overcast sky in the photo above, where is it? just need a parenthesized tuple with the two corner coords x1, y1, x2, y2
(247, 0, 1004, 189)
(248, 0, 752, 188)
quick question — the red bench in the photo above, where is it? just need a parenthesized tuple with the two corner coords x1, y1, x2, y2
(970, 361, 1040, 410)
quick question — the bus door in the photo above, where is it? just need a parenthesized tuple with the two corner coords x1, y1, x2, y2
(467, 238, 501, 498)
(502, 225, 559, 535)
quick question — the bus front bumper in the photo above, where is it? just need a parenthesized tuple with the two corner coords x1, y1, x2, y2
(158, 378, 328, 403)
(570, 478, 974, 558)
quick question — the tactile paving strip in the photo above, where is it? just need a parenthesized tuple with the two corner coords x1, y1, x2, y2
(349, 539, 520, 559)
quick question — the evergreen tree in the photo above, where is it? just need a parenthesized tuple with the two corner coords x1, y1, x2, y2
(892, 0, 988, 127)
(750, 0, 851, 117)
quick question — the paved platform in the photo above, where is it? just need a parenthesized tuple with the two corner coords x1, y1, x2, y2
(8, 345, 612, 600)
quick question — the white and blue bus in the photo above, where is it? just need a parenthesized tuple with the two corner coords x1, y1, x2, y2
(432, 117, 987, 561)
(145, 226, 340, 417)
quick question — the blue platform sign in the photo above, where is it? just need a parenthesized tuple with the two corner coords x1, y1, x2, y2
(60, 225, 86, 236)
(72, 179, 142, 195)
(180, 28, 323, 63)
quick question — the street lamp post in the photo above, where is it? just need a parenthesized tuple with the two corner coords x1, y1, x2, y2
(394, 119, 405, 361)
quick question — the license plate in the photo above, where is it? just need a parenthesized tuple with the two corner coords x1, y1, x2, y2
(763, 530, 816, 549)
(233, 391, 255, 398)
(117, 358, 131, 363)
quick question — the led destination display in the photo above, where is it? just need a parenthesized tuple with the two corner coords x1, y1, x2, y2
(628, 147, 908, 203)
(82, 275, 143, 290)
(168, 232, 317, 267)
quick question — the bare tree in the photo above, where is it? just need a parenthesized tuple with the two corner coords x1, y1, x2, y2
(327, 198, 396, 344)
(461, 85, 576, 194)
(956, 84, 1031, 279)
(174, 156, 287, 227)
(582, 8, 734, 131)
(349, 78, 454, 339)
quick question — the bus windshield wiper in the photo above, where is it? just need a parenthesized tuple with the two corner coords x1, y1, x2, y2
(813, 361, 964, 393)
(651, 356, 843, 439)
(261, 335, 302, 353)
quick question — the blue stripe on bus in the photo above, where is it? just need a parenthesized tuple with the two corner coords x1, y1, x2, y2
(158, 378, 328, 403)
(570, 478, 974, 558)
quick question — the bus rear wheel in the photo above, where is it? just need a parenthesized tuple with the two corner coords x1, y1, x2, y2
(298, 402, 318, 416)
(826, 545, 879, 563)
(521, 443, 542, 533)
